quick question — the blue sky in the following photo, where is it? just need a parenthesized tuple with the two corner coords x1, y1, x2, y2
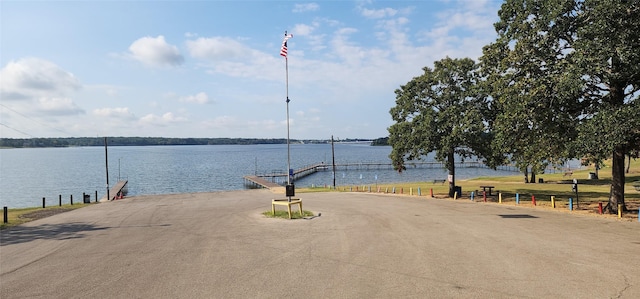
(1, 0, 502, 139)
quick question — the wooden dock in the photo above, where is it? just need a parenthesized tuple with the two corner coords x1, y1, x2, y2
(100, 180, 128, 202)
(244, 160, 519, 191)
(243, 163, 328, 191)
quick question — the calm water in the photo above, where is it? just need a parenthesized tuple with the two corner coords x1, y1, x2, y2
(0, 143, 519, 208)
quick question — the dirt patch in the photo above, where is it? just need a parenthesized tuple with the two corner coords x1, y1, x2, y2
(19, 208, 75, 221)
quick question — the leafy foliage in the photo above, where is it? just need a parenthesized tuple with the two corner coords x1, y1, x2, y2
(388, 57, 490, 196)
(481, 0, 640, 212)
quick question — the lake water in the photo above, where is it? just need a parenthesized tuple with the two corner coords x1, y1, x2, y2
(1, 143, 521, 208)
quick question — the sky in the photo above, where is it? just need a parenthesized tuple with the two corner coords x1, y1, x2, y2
(1, 0, 503, 139)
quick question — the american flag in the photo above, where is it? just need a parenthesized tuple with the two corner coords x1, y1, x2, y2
(280, 34, 293, 58)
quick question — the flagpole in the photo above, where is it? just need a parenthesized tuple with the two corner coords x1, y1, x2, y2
(283, 31, 294, 201)
(286, 48, 291, 187)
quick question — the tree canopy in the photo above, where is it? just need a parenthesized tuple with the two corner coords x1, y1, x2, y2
(388, 57, 490, 197)
(389, 0, 639, 213)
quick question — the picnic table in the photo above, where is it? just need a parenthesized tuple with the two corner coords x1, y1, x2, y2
(479, 185, 495, 196)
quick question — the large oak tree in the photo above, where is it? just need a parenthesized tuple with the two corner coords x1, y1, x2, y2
(482, 0, 640, 213)
(388, 57, 490, 197)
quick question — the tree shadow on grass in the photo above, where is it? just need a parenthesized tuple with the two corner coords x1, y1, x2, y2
(545, 174, 640, 186)
(0, 222, 109, 246)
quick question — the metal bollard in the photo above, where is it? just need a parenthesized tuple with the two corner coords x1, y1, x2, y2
(42, 197, 46, 209)
(3, 206, 7, 224)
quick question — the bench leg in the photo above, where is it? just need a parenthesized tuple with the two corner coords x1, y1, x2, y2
(272, 203, 275, 215)
(287, 204, 292, 219)
(299, 202, 303, 217)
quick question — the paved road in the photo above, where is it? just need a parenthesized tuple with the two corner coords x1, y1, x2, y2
(1, 190, 639, 298)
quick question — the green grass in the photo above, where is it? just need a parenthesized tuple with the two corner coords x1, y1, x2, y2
(263, 210, 315, 219)
(0, 203, 89, 230)
(318, 159, 640, 217)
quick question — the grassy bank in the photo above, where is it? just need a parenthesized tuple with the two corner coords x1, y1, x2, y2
(0, 204, 89, 230)
(301, 159, 640, 221)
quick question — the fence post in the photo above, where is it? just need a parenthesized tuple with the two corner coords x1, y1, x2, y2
(95, 191, 98, 202)
(42, 197, 46, 209)
(59, 194, 62, 206)
(3, 206, 7, 224)
(70, 194, 73, 205)
(618, 204, 622, 219)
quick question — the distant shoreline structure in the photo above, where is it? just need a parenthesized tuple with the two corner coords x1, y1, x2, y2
(0, 137, 383, 149)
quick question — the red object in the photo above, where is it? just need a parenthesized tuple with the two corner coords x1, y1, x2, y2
(430, 188, 434, 197)
(532, 195, 536, 206)
(483, 191, 487, 202)
(598, 202, 603, 214)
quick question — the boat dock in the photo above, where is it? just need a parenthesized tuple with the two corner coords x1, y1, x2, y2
(244, 161, 518, 191)
(244, 163, 327, 190)
(100, 180, 128, 202)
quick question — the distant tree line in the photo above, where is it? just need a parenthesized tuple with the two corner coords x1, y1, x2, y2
(0, 137, 290, 148)
(371, 137, 389, 146)
(0, 137, 377, 148)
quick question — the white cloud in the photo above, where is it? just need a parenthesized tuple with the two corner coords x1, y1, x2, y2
(293, 23, 315, 36)
(140, 112, 188, 126)
(128, 35, 184, 67)
(0, 58, 86, 118)
(0, 57, 80, 100)
(179, 92, 210, 104)
(186, 37, 249, 61)
(36, 97, 84, 116)
(293, 3, 319, 13)
(93, 107, 136, 120)
(361, 7, 397, 19)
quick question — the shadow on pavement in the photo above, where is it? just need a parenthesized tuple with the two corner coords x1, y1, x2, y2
(498, 214, 539, 219)
(0, 222, 109, 246)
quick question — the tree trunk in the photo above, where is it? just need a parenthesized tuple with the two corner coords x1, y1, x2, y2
(448, 151, 456, 198)
(606, 58, 627, 214)
(607, 147, 627, 214)
(523, 167, 529, 183)
(626, 155, 631, 174)
(531, 172, 537, 184)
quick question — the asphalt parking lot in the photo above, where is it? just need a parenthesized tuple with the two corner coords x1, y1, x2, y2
(1, 190, 639, 298)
